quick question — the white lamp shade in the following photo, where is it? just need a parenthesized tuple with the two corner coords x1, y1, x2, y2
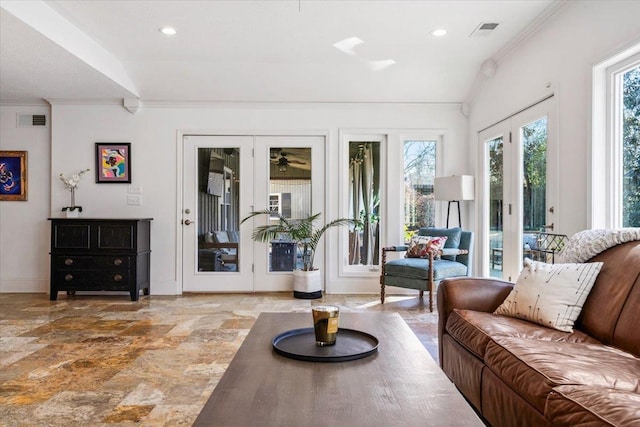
(434, 175, 475, 201)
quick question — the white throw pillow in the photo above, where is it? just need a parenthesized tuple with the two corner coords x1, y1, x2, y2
(494, 259, 603, 332)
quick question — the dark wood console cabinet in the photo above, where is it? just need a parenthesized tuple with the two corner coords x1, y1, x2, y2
(49, 218, 152, 301)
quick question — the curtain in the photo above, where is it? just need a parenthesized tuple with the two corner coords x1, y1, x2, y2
(361, 144, 374, 265)
(349, 158, 362, 264)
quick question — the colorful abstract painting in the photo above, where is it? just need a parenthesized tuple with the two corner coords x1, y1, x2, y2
(0, 151, 27, 201)
(95, 143, 131, 183)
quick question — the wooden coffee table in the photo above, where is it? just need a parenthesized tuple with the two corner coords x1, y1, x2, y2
(194, 312, 483, 426)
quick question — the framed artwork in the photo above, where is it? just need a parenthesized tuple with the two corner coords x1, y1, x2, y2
(95, 143, 131, 183)
(0, 150, 28, 201)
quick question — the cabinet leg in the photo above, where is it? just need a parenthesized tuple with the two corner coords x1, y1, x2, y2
(143, 287, 150, 296)
(130, 290, 139, 301)
(50, 291, 58, 301)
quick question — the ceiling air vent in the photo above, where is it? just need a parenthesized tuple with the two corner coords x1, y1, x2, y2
(470, 22, 500, 37)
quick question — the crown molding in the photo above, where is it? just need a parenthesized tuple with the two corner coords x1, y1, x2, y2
(463, 0, 568, 110)
(493, 0, 568, 63)
(45, 99, 121, 106)
(0, 99, 50, 107)
(140, 100, 463, 110)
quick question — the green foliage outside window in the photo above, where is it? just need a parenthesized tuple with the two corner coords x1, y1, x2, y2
(623, 66, 640, 227)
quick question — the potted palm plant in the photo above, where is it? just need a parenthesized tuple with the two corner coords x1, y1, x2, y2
(241, 210, 358, 299)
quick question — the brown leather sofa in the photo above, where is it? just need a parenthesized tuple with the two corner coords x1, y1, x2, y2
(437, 241, 640, 427)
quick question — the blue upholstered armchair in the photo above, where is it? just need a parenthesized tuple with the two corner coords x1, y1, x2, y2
(380, 227, 474, 311)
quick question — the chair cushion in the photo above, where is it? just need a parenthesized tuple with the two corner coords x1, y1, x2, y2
(419, 227, 462, 261)
(213, 231, 229, 244)
(384, 258, 467, 280)
(228, 230, 239, 243)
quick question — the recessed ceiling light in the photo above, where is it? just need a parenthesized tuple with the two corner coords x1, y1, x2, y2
(431, 29, 447, 37)
(160, 26, 177, 36)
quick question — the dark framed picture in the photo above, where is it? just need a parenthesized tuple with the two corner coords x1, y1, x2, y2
(95, 143, 131, 183)
(0, 150, 28, 201)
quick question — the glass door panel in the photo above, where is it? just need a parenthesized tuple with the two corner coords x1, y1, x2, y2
(488, 136, 504, 279)
(182, 135, 254, 292)
(480, 98, 556, 281)
(253, 136, 325, 292)
(268, 147, 312, 272)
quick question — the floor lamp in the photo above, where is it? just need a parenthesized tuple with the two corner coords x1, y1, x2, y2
(434, 175, 475, 228)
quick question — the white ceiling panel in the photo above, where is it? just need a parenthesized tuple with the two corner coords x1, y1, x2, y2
(1, 0, 557, 103)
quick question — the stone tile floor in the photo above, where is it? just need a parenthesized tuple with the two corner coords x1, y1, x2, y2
(0, 293, 440, 426)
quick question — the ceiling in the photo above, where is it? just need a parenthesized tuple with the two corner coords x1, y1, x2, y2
(0, 0, 558, 105)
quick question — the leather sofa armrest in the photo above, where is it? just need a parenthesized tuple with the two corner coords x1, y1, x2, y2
(437, 277, 513, 367)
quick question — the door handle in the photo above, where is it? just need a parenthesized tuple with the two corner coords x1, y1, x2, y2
(544, 223, 554, 231)
(183, 219, 194, 226)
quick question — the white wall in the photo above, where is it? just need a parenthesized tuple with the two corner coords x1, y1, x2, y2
(2, 101, 468, 294)
(468, 1, 640, 238)
(0, 105, 51, 292)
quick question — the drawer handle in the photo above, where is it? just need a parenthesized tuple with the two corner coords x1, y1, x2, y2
(113, 274, 123, 282)
(65, 258, 74, 266)
(64, 274, 74, 281)
(113, 258, 123, 266)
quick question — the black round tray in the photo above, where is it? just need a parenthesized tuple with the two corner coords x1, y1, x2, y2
(272, 327, 379, 362)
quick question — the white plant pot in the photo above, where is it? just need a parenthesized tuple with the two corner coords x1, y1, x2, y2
(65, 209, 79, 218)
(292, 269, 322, 299)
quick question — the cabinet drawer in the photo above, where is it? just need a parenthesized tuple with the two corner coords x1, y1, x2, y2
(53, 256, 130, 270)
(53, 270, 131, 289)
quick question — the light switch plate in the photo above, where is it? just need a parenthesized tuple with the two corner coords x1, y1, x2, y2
(128, 184, 142, 194)
(127, 194, 142, 205)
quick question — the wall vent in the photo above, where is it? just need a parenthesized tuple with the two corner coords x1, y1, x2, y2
(470, 22, 500, 37)
(17, 114, 47, 127)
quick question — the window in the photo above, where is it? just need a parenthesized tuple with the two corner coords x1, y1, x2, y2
(269, 193, 281, 217)
(348, 141, 381, 266)
(592, 47, 640, 228)
(403, 140, 437, 241)
(621, 65, 640, 226)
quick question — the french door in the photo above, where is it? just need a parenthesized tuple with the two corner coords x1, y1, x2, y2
(479, 98, 557, 281)
(182, 134, 325, 292)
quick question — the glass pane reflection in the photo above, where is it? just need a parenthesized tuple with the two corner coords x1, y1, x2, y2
(268, 147, 312, 272)
(348, 142, 381, 266)
(197, 147, 240, 272)
(488, 137, 503, 279)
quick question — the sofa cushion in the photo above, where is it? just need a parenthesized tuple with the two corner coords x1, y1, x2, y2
(546, 385, 640, 427)
(494, 259, 603, 332)
(384, 258, 467, 280)
(445, 309, 600, 359)
(577, 241, 640, 356)
(484, 337, 640, 413)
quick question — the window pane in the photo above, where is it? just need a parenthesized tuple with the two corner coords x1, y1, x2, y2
(488, 137, 503, 279)
(623, 65, 640, 227)
(198, 148, 239, 272)
(403, 140, 436, 242)
(348, 142, 381, 266)
(522, 117, 547, 232)
(268, 148, 311, 271)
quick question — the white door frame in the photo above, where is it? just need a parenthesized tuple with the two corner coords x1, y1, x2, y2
(176, 130, 328, 294)
(477, 97, 558, 280)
